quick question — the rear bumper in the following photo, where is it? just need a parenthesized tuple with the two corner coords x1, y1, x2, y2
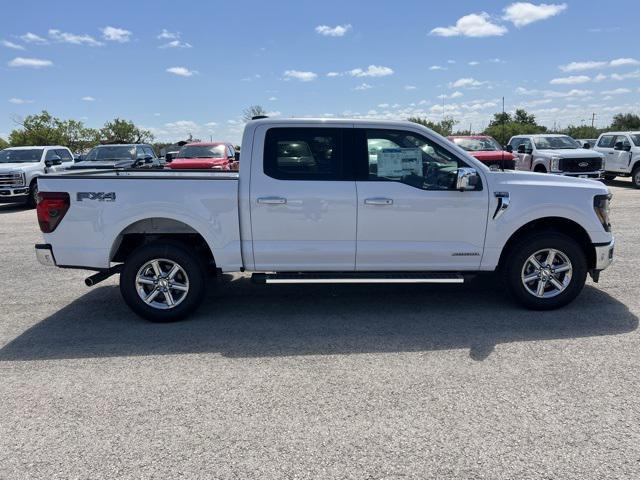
(0, 187, 29, 203)
(594, 238, 614, 271)
(35, 244, 57, 267)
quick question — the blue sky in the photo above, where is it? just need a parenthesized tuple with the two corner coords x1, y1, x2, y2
(1, 0, 639, 143)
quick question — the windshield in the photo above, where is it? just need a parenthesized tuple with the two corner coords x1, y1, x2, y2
(85, 146, 134, 161)
(451, 137, 501, 152)
(631, 134, 640, 146)
(0, 148, 43, 163)
(178, 145, 226, 159)
(533, 136, 580, 150)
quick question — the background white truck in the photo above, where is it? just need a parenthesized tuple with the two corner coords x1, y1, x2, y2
(35, 119, 615, 322)
(0, 146, 74, 207)
(594, 131, 640, 188)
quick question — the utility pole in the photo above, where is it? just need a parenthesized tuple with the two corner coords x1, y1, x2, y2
(591, 112, 596, 128)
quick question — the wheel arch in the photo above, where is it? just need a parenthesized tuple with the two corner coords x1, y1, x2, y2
(498, 216, 596, 271)
(110, 217, 215, 267)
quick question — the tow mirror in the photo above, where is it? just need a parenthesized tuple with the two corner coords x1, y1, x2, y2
(505, 145, 513, 153)
(517, 144, 526, 154)
(614, 141, 624, 151)
(234, 151, 240, 162)
(144, 155, 153, 163)
(456, 168, 479, 191)
(583, 142, 591, 149)
(45, 157, 62, 167)
(624, 144, 632, 152)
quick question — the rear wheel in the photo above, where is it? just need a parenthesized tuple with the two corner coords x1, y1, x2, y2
(120, 242, 207, 322)
(632, 167, 640, 189)
(504, 232, 587, 310)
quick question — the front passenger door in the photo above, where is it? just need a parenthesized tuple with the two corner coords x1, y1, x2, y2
(355, 128, 489, 271)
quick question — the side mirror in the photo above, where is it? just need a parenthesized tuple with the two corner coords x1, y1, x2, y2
(45, 157, 62, 167)
(583, 142, 591, 149)
(144, 155, 154, 163)
(614, 142, 624, 151)
(75, 155, 85, 162)
(165, 153, 174, 162)
(624, 144, 632, 152)
(505, 145, 513, 153)
(234, 151, 240, 162)
(456, 168, 479, 191)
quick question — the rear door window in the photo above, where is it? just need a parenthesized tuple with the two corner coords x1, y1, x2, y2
(264, 128, 351, 180)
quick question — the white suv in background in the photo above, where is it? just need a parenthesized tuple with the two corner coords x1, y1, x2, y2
(594, 132, 640, 188)
(0, 146, 74, 207)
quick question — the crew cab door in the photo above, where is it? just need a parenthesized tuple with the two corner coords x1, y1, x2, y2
(510, 138, 534, 171)
(249, 125, 357, 271)
(353, 127, 489, 271)
(611, 135, 633, 172)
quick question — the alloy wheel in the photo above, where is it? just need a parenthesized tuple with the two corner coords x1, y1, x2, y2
(521, 248, 573, 299)
(135, 258, 189, 309)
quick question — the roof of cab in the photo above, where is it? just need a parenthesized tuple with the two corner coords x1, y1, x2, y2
(3, 145, 68, 150)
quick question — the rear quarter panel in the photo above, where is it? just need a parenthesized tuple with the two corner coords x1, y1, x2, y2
(38, 175, 242, 271)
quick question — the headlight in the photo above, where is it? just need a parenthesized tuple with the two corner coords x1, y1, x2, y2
(594, 194, 612, 232)
(550, 157, 562, 172)
(8, 171, 26, 186)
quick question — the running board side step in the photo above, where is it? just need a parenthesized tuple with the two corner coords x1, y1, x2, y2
(252, 272, 465, 284)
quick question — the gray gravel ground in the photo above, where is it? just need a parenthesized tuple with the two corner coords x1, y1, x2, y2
(1, 179, 639, 479)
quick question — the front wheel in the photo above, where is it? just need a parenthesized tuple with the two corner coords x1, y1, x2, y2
(120, 242, 207, 322)
(503, 232, 587, 310)
(26, 180, 38, 208)
(632, 167, 640, 189)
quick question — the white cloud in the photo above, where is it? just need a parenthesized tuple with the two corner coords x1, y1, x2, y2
(450, 91, 464, 98)
(165, 120, 199, 134)
(468, 61, 480, 66)
(81, 96, 95, 101)
(609, 58, 640, 67)
(544, 89, 592, 98)
(502, 2, 567, 27)
(349, 65, 394, 77)
(447, 60, 456, 64)
(593, 73, 607, 82)
(354, 83, 373, 90)
(21, 32, 47, 44)
(430, 13, 508, 38)
(611, 70, 640, 81)
(550, 75, 591, 85)
(204, 121, 218, 128)
(159, 40, 192, 49)
(315, 24, 352, 37)
(101, 26, 132, 43)
(404, 85, 417, 90)
(8, 57, 52, 68)
(268, 96, 277, 101)
(283, 70, 318, 81)
(8, 97, 34, 104)
(158, 29, 179, 40)
(326, 71, 341, 77)
(1, 40, 24, 50)
(601, 88, 631, 95)
(429, 65, 446, 71)
(449, 77, 485, 88)
(48, 29, 103, 46)
(166, 66, 197, 77)
(560, 61, 607, 72)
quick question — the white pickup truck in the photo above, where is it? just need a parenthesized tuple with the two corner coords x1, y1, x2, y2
(35, 118, 615, 322)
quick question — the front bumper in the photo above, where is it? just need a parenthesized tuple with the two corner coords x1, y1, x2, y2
(594, 238, 615, 271)
(0, 186, 29, 203)
(35, 244, 57, 267)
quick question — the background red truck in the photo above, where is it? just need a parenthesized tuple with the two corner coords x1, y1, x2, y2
(448, 135, 516, 170)
(168, 142, 238, 170)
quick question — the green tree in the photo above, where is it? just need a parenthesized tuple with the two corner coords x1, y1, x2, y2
(8, 110, 99, 152)
(610, 113, 640, 131)
(0, 137, 8, 150)
(242, 105, 267, 122)
(408, 116, 455, 136)
(513, 109, 537, 125)
(563, 125, 600, 140)
(483, 109, 547, 145)
(100, 118, 154, 144)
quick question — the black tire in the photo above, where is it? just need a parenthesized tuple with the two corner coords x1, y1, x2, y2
(534, 166, 547, 174)
(603, 174, 617, 182)
(119, 241, 207, 322)
(26, 180, 38, 208)
(503, 232, 587, 310)
(631, 167, 640, 189)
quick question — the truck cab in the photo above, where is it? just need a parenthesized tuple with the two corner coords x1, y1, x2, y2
(594, 132, 640, 188)
(0, 145, 74, 207)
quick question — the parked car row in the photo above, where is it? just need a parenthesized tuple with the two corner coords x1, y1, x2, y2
(0, 140, 240, 207)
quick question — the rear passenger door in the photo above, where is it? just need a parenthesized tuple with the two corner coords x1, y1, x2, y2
(249, 125, 357, 271)
(596, 135, 616, 171)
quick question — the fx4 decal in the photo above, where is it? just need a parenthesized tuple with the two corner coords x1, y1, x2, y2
(77, 192, 116, 202)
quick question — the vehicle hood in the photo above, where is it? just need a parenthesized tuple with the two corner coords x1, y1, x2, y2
(69, 160, 133, 169)
(536, 148, 604, 158)
(469, 151, 515, 161)
(0, 162, 40, 172)
(169, 158, 228, 169)
(489, 169, 609, 193)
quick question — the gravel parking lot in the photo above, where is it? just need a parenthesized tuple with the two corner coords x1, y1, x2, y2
(1, 179, 639, 479)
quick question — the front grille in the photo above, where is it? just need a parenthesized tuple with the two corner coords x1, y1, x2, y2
(560, 157, 603, 172)
(0, 172, 24, 187)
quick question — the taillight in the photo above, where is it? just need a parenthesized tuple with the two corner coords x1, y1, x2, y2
(37, 192, 70, 233)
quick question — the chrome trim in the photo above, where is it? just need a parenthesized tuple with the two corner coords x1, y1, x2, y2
(265, 277, 464, 284)
(456, 168, 479, 191)
(493, 191, 510, 220)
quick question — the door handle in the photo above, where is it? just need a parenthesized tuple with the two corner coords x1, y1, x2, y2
(364, 197, 393, 205)
(257, 196, 287, 205)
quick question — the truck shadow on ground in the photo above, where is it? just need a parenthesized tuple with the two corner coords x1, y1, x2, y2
(0, 275, 636, 362)
(0, 204, 30, 215)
